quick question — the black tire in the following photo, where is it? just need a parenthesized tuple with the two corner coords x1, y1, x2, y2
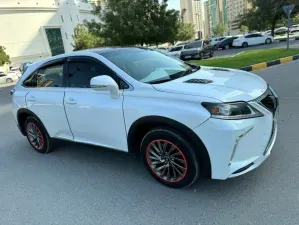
(224, 44, 229, 50)
(209, 51, 214, 58)
(265, 38, 272, 44)
(141, 128, 200, 188)
(6, 78, 13, 83)
(242, 42, 248, 48)
(24, 116, 56, 154)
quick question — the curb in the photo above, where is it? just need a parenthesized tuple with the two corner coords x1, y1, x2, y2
(239, 54, 299, 72)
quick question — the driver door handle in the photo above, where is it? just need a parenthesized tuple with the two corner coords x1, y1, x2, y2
(66, 98, 77, 105)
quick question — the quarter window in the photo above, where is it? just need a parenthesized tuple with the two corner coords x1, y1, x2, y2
(67, 59, 120, 88)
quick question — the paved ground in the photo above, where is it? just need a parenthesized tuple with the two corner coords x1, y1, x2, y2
(1, 61, 299, 225)
(214, 39, 299, 58)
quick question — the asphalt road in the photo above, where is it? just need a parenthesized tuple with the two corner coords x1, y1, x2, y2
(1, 61, 299, 225)
(214, 39, 299, 58)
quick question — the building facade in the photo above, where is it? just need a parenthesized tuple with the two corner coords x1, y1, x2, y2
(208, 0, 229, 37)
(203, 1, 211, 38)
(192, 0, 204, 39)
(227, 0, 252, 35)
(0, 0, 96, 66)
(180, 0, 193, 24)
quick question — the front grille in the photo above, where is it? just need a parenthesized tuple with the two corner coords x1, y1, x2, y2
(259, 89, 278, 114)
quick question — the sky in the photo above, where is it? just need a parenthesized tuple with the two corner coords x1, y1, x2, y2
(167, 0, 180, 10)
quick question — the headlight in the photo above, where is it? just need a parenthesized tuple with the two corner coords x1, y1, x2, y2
(202, 102, 263, 120)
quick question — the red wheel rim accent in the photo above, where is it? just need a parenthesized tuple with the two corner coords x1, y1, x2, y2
(146, 139, 188, 183)
(26, 123, 45, 150)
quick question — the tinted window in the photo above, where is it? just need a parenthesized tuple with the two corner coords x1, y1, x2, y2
(245, 34, 254, 38)
(37, 64, 64, 87)
(185, 41, 202, 49)
(0, 73, 6, 77)
(23, 62, 64, 88)
(67, 59, 119, 88)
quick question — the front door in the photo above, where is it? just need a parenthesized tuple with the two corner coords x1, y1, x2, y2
(23, 59, 73, 139)
(64, 56, 128, 151)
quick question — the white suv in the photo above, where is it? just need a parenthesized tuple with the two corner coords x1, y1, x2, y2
(11, 48, 278, 188)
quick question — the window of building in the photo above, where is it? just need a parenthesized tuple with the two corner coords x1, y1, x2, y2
(65, 32, 68, 39)
(61, 15, 64, 22)
(70, 14, 73, 21)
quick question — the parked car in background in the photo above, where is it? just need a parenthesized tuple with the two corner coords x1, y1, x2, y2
(12, 47, 278, 188)
(9, 67, 22, 78)
(217, 36, 239, 50)
(167, 45, 186, 58)
(180, 40, 214, 60)
(275, 27, 288, 36)
(233, 33, 274, 48)
(210, 37, 226, 47)
(0, 72, 19, 84)
(155, 47, 168, 54)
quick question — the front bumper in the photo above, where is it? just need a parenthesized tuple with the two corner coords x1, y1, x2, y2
(181, 53, 200, 60)
(193, 95, 278, 180)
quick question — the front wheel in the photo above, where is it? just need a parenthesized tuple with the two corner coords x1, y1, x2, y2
(199, 52, 204, 60)
(242, 42, 248, 48)
(6, 78, 13, 83)
(265, 38, 272, 44)
(141, 128, 200, 188)
(209, 51, 214, 58)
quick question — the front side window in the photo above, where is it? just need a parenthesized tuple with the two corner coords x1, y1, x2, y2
(185, 41, 203, 49)
(101, 49, 191, 84)
(67, 59, 119, 88)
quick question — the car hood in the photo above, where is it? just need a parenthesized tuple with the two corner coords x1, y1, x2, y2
(152, 66, 267, 102)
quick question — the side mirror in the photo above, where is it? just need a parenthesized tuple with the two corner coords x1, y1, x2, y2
(90, 75, 120, 98)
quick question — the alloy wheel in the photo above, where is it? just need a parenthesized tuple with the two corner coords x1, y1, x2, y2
(146, 139, 188, 183)
(26, 123, 44, 150)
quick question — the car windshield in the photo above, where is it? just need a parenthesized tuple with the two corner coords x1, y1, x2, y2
(185, 41, 202, 49)
(101, 48, 192, 84)
(169, 46, 183, 52)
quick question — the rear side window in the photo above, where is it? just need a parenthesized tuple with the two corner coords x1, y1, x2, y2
(23, 62, 64, 88)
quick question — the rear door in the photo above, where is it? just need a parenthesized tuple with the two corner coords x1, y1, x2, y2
(255, 34, 265, 44)
(24, 58, 73, 139)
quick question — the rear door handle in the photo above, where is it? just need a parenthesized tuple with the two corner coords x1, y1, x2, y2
(27, 96, 36, 102)
(66, 98, 77, 105)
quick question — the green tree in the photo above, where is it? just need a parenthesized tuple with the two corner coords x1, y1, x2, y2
(240, 25, 249, 33)
(175, 23, 195, 42)
(0, 46, 10, 66)
(240, 0, 299, 35)
(212, 23, 228, 36)
(72, 24, 103, 51)
(86, 0, 180, 46)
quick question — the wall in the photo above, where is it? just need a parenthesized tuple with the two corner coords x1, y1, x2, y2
(0, 0, 96, 66)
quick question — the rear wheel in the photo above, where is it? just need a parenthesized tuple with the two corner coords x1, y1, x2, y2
(141, 128, 200, 188)
(6, 78, 13, 83)
(265, 38, 272, 44)
(224, 44, 230, 50)
(242, 42, 248, 48)
(24, 116, 56, 153)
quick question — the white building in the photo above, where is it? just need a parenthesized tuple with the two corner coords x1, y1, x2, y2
(227, 0, 252, 35)
(0, 0, 96, 66)
(180, 0, 205, 39)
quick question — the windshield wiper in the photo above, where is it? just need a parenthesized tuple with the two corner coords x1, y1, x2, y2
(147, 78, 173, 84)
